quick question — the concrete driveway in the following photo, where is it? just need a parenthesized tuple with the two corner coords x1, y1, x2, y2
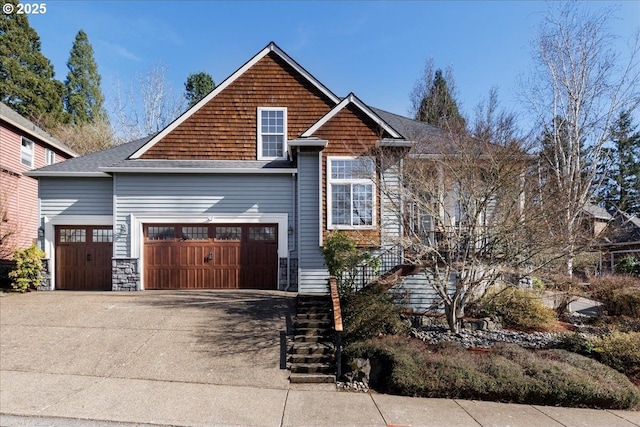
(0, 290, 296, 389)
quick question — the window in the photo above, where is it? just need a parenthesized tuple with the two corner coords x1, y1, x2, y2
(147, 226, 175, 241)
(59, 228, 86, 243)
(257, 107, 287, 160)
(248, 226, 276, 241)
(181, 226, 209, 240)
(21, 137, 34, 167)
(328, 158, 375, 228)
(45, 149, 55, 165)
(92, 228, 113, 243)
(215, 226, 241, 241)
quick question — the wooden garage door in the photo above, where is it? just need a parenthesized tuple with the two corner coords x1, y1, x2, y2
(144, 224, 278, 290)
(55, 226, 113, 291)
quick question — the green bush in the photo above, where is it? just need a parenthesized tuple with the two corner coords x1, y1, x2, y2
(594, 332, 640, 382)
(476, 287, 556, 331)
(321, 230, 379, 295)
(589, 276, 640, 317)
(615, 255, 640, 277)
(558, 332, 594, 355)
(8, 245, 45, 291)
(346, 336, 640, 409)
(341, 284, 408, 344)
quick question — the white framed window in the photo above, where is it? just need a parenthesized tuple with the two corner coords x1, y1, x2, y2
(21, 137, 34, 168)
(257, 107, 287, 160)
(45, 148, 55, 165)
(327, 157, 376, 229)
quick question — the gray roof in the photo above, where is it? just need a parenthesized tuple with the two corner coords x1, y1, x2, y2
(582, 203, 613, 221)
(25, 136, 152, 176)
(27, 107, 448, 176)
(0, 101, 78, 157)
(371, 108, 450, 153)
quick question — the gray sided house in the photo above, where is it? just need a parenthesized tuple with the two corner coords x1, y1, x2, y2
(27, 43, 449, 293)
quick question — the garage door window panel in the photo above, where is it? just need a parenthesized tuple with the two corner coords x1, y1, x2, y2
(148, 226, 175, 241)
(181, 226, 209, 241)
(93, 228, 113, 243)
(215, 226, 241, 241)
(59, 228, 86, 243)
(249, 226, 276, 241)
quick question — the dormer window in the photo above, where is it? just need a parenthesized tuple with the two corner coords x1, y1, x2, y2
(257, 107, 287, 160)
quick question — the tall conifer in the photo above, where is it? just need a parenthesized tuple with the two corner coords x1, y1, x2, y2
(0, 0, 64, 123)
(64, 29, 105, 124)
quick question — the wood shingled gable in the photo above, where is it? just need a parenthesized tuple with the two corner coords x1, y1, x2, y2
(302, 93, 403, 139)
(129, 42, 342, 160)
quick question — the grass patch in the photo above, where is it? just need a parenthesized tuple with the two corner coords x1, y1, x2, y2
(345, 336, 640, 409)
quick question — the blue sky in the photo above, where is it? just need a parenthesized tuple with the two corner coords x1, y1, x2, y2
(27, 1, 640, 127)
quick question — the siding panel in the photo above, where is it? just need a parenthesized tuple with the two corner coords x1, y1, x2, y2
(39, 178, 113, 217)
(114, 173, 294, 258)
(297, 152, 329, 293)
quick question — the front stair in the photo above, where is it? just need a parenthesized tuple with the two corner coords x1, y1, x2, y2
(288, 294, 336, 383)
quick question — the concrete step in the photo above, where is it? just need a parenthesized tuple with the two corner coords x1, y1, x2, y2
(293, 319, 332, 329)
(289, 373, 336, 384)
(289, 353, 333, 364)
(293, 334, 334, 343)
(295, 312, 332, 321)
(290, 342, 334, 355)
(291, 362, 335, 374)
(293, 327, 332, 337)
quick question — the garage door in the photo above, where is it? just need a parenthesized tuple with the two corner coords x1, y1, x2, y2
(144, 224, 278, 290)
(55, 226, 113, 290)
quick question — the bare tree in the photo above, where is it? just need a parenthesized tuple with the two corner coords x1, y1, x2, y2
(522, 2, 640, 276)
(380, 134, 556, 332)
(49, 114, 114, 155)
(0, 178, 19, 260)
(111, 62, 186, 143)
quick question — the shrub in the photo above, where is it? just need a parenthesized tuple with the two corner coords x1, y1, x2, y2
(589, 276, 640, 317)
(341, 284, 408, 344)
(346, 336, 640, 409)
(558, 332, 594, 355)
(594, 332, 640, 382)
(476, 287, 557, 331)
(615, 255, 640, 277)
(8, 245, 45, 291)
(321, 231, 379, 295)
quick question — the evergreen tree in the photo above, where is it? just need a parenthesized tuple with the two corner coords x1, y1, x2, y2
(184, 71, 215, 108)
(64, 29, 105, 125)
(414, 68, 466, 131)
(602, 110, 640, 215)
(0, 0, 64, 124)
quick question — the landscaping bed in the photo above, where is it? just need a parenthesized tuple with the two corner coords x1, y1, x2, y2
(345, 335, 640, 409)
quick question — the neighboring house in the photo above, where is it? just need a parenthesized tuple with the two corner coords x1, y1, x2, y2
(26, 42, 441, 292)
(594, 209, 640, 273)
(0, 102, 77, 261)
(581, 202, 613, 239)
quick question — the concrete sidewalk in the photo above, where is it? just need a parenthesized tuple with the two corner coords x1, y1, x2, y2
(2, 291, 639, 427)
(2, 370, 640, 427)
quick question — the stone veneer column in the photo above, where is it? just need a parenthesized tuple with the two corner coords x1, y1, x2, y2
(112, 258, 140, 291)
(37, 258, 52, 291)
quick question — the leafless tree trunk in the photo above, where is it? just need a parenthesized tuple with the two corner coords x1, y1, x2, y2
(111, 62, 186, 144)
(522, 2, 640, 276)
